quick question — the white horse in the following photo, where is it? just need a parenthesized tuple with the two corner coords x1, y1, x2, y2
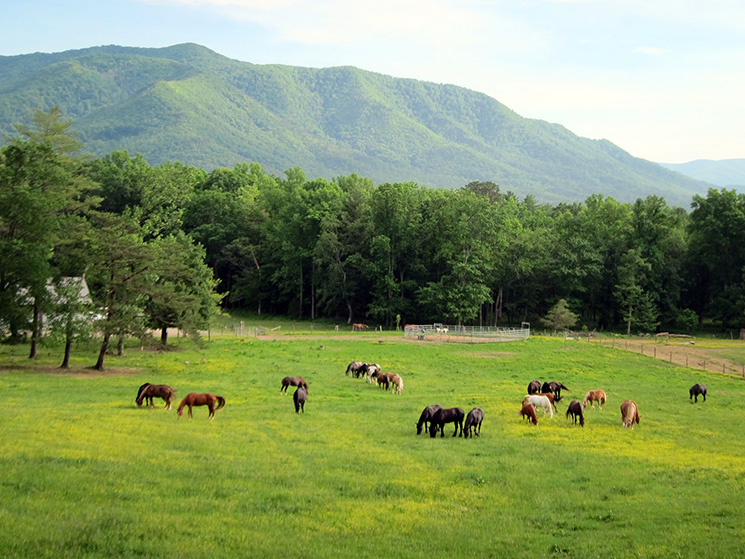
(523, 395, 553, 418)
(365, 363, 381, 383)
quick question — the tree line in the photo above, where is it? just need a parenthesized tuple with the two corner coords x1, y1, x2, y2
(2, 109, 745, 367)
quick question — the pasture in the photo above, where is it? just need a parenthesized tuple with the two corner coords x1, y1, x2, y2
(1, 332, 745, 558)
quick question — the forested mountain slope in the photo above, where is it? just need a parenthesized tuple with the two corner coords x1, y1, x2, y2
(660, 159, 745, 188)
(0, 43, 712, 206)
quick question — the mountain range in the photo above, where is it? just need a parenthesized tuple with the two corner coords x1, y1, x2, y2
(659, 159, 745, 189)
(0, 43, 719, 207)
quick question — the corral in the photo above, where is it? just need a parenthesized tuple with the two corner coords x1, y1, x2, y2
(404, 322, 531, 342)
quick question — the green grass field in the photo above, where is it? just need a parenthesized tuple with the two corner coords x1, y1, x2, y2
(1, 331, 744, 558)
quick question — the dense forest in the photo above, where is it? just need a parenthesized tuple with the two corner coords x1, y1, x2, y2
(2, 109, 745, 366)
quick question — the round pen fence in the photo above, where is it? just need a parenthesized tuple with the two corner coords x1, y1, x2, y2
(404, 323, 530, 343)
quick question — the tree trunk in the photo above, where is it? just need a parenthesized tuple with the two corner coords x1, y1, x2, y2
(28, 299, 39, 359)
(298, 261, 303, 320)
(626, 303, 633, 335)
(161, 326, 168, 346)
(94, 333, 110, 371)
(117, 335, 125, 356)
(346, 300, 353, 324)
(60, 339, 72, 369)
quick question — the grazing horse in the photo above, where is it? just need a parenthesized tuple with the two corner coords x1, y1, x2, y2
(363, 363, 381, 381)
(523, 395, 554, 418)
(281, 376, 309, 394)
(690, 384, 707, 403)
(293, 386, 307, 413)
(416, 404, 443, 435)
(371, 371, 389, 390)
(390, 373, 404, 395)
(583, 389, 607, 409)
(535, 392, 559, 412)
(520, 402, 538, 425)
(177, 393, 226, 420)
(136, 383, 175, 410)
(345, 361, 366, 377)
(352, 323, 369, 331)
(527, 380, 542, 395)
(464, 408, 484, 438)
(566, 400, 585, 427)
(620, 400, 640, 428)
(541, 381, 569, 401)
(429, 407, 465, 438)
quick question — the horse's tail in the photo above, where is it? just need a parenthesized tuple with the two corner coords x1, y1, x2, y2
(215, 396, 226, 411)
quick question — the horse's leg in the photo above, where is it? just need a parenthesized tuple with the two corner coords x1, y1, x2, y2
(208, 404, 215, 420)
(188, 405, 193, 419)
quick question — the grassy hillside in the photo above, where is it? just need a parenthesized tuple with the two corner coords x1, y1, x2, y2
(1, 329, 744, 558)
(0, 43, 713, 206)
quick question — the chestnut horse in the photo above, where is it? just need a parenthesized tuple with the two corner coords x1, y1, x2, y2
(527, 380, 542, 395)
(520, 402, 538, 425)
(136, 383, 175, 410)
(566, 400, 585, 427)
(464, 408, 484, 438)
(390, 373, 404, 395)
(281, 376, 309, 394)
(429, 407, 465, 438)
(690, 383, 707, 403)
(177, 393, 226, 420)
(416, 404, 443, 434)
(620, 400, 640, 428)
(371, 371, 389, 390)
(583, 389, 607, 409)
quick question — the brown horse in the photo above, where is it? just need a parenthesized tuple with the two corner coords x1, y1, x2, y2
(620, 400, 640, 428)
(177, 393, 226, 420)
(371, 370, 389, 390)
(541, 381, 569, 401)
(520, 402, 538, 425)
(527, 380, 542, 394)
(136, 383, 175, 410)
(352, 323, 369, 331)
(566, 400, 585, 427)
(583, 389, 607, 409)
(416, 404, 443, 434)
(281, 376, 309, 394)
(429, 407, 465, 438)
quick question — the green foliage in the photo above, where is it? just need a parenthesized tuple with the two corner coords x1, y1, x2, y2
(540, 299, 579, 333)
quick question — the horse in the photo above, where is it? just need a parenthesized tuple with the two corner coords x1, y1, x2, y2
(520, 402, 538, 425)
(583, 389, 607, 409)
(566, 400, 585, 427)
(135, 383, 175, 410)
(281, 376, 309, 394)
(534, 392, 559, 412)
(541, 381, 569, 401)
(363, 363, 381, 381)
(390, 373, 404, 395)
(352, 323, 369, 331)
(416, 404, 443, 434)
(345, 361, 366, 377)
(293, 386, 307, 413)
(429, 407, 465, 438)
(527, 380, 542, 395)
(464, 408, 484, 438)
(177, 393, 226, 420)
(620, 400, 640, 428)
(371, 370, 389, 390)
(690, 383, 707, 403)
(523, 395, 553, 418)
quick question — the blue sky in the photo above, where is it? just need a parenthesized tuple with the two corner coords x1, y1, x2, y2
(1, 0, 743, 163)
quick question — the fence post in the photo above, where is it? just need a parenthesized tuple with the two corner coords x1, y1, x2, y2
(654, 347, 657, 358)
(670, 352, 672, 362)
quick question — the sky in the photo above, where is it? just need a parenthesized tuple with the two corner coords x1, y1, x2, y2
(1, 0, 743, 164)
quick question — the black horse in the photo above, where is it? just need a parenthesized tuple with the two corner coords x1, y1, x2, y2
(566, 400, 585, 427)
(527, 380, 542, 394)
(542, 381, 569, 401)
(429, 407, 465, 438)
(464, 408, 484, 439)
(690, 383, 707, 403)
(293, 386, 307, 413)
(416, 404, 443, 435)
